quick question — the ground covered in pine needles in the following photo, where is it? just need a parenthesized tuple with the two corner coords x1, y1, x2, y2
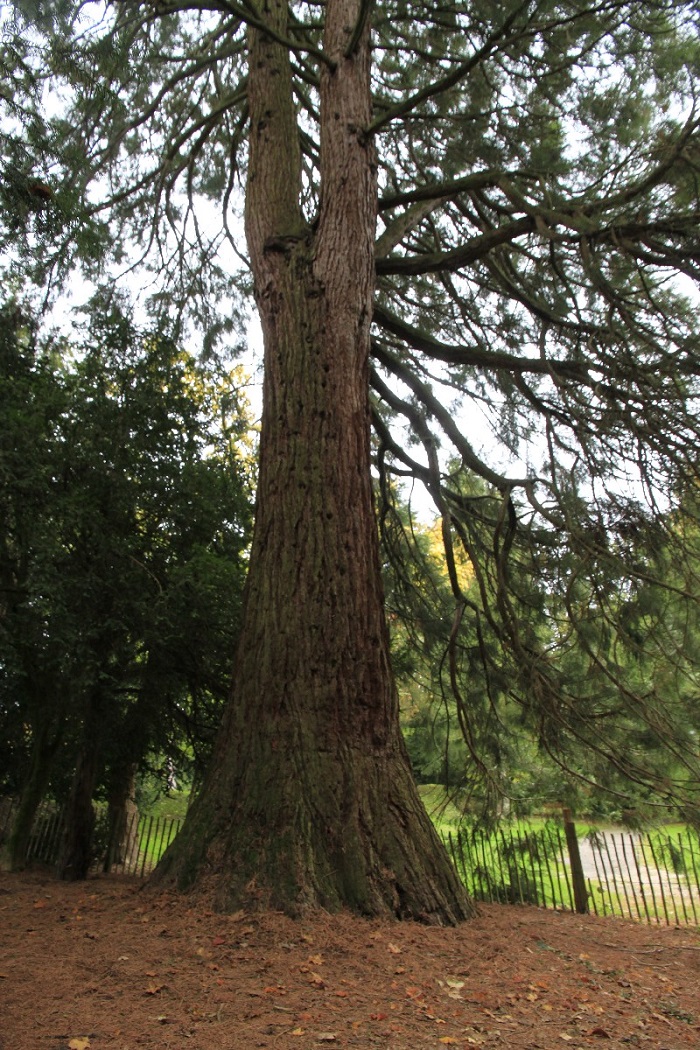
(1, 870, 698, 1050)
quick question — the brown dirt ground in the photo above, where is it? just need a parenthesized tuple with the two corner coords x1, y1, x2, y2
(0, 871, 698, 1050)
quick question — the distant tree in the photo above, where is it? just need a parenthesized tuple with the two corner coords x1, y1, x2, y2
(0, 294, 252, 873)
(3, 0, 700, 917)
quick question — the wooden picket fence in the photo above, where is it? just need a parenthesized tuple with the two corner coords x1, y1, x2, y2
(101, 808, 183, 877)
(2, 798, 699, 925)
(445, 823, 700, 926)
(0, 798, 182, 877)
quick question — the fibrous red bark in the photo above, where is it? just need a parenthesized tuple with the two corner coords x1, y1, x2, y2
(154, 0, 473, 923)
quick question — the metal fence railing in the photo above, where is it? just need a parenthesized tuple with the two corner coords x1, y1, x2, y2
(2, 797, 699, 926)
(446, 823, 700, 926)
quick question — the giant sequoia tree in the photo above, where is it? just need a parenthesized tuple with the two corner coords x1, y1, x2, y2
(3, 0, 700, 919)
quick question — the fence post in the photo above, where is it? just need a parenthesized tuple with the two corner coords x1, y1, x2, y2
(555, 824, 575, 911)
(682, 830, 699, 925)
(562, 807, 588, 914)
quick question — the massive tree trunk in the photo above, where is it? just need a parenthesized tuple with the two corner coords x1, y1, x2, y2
(154, 0, 473, 923)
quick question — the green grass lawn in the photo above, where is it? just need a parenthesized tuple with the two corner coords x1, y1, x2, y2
(141, 788, 191, 822)
(417, 784, 604, 837)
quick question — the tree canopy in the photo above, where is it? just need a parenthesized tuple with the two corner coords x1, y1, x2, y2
(2, 0, 700, 914)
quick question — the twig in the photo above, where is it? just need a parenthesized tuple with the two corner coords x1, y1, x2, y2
(602, 942, 700, 952)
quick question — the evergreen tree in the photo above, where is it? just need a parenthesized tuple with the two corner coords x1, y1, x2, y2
(0, 294, 253, 872)
(3, 0, 700, 918)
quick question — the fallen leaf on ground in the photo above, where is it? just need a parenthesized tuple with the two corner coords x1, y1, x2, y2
(68, 1039, 90, 1050)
